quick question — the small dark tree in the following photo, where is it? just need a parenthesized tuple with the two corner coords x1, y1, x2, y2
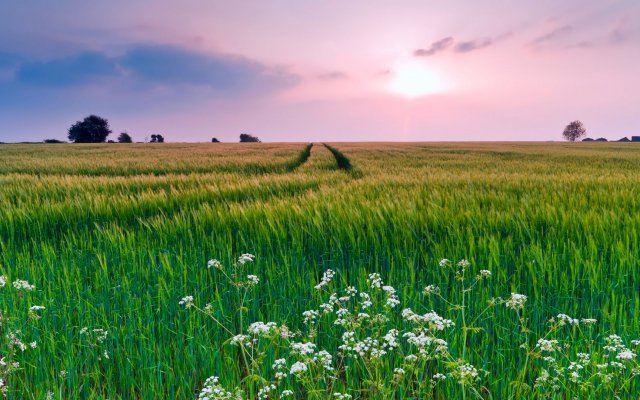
(118, 132, 133, 143)
(67, 115, 112, 143)
(562, 120, 586, 142)
(43, 139, 65, 143)
(211, 138, 220, 143)
(239, 133, 260, 143)
(150, 134, 165, 143)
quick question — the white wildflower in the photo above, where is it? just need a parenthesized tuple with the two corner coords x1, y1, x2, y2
(423, 285, 440, 295)
(237, 253, 255, 265)
(179, 295, 194, 308)
(315, 269, 335, 290)
(12, 279, 35, 291)
(536, 339, 559, 352)
(556, 314, 579, 326)
(433, 373, 447, 381)
(272, 358, 286, 370)
(505, 293, 527, 311)
(246, 275, 259, 285)
(439, 259, 451, 267)
(290, 342, 316, 356)
(230, 334, 248, 345)
(290, 361, 308, 375)
(207, 259, 222, 269)
(617, 350, 635, 361)
(477, 270, 491, 280)
(303, 310, 320, 324)
(359, 292, 372, 309)
(247, 322, 277, 336)
(368, 273, 383, 288)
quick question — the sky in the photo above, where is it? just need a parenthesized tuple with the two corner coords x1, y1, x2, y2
(0, 0, 639, 142)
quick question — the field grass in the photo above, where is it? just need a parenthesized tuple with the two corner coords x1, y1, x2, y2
(0, 142, 639, 399)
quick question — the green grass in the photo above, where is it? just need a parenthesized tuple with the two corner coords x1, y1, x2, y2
(0, 142, 639, 399)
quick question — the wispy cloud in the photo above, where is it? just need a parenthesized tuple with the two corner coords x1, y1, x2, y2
(317, 71, 349, 80)
(414, 37, 454, 57)
(415, 33, 510, 57)
(454, 33, 512, 53)
(528, 25, 572, 47)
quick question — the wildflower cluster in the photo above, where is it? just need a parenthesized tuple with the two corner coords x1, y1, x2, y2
(79, 327, 110, 361)
(0, 275, 43, 397)
(184, 256, 639, 399)
(187, 257, 498, 398)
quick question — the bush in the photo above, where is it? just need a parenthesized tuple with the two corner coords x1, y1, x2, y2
(118, 132, 133, 143)
(240, 133, 260, 143)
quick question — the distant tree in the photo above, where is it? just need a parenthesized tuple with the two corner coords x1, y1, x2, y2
(211, 138, 221, 143)
(67, 115, 112, 143)
(43, 139, 65, 143)
(150, 134, 165, 143)
(239, 133, 260, 143)
(562, 120, 586, 142)
(118, 132, 133, 143)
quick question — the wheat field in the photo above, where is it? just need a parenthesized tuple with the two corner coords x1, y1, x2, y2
(1, 142, 639, 399)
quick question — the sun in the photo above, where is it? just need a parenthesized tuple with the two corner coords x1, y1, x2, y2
(387, 60, 451, 98)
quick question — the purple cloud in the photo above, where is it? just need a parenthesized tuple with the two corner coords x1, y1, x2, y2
(414, 37, 454, 56)
(317, 71, 349, 80)
(528, 25, 572, 47)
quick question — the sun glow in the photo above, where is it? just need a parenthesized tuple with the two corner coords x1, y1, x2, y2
(387, 60, 451, 98)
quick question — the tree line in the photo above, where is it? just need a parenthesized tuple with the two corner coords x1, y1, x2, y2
(54, 115, 261, 143)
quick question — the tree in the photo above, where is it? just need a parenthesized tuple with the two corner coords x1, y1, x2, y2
(118, 132, 133, 143)
(562, 120, 586, 142)
(239, 133, 260, 143)
(150, 134, 165, 143)
(211, 138, 220, 143)
(43, 139, 65, 143)
(67, 115, 112, 143)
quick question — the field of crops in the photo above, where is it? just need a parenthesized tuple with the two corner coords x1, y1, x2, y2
(1, 142, 639, 399)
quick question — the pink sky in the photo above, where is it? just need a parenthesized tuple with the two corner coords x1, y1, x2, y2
(0, 0, 639, 142)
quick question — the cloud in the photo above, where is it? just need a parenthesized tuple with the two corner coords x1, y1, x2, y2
(454, 39, 494, 53)
(414, 37, 454, 57)
(317, 71, 348, 80)
(528, 25, 572, 47)
(0, 52, 21, 68)
(17, 51, 119, 86)
(119, 45, 299, 93)
(12, 44, 299, 95)
(607, 18, 633, 45)
(415, 33, 509, 57)
(454, 33, 511, 53)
